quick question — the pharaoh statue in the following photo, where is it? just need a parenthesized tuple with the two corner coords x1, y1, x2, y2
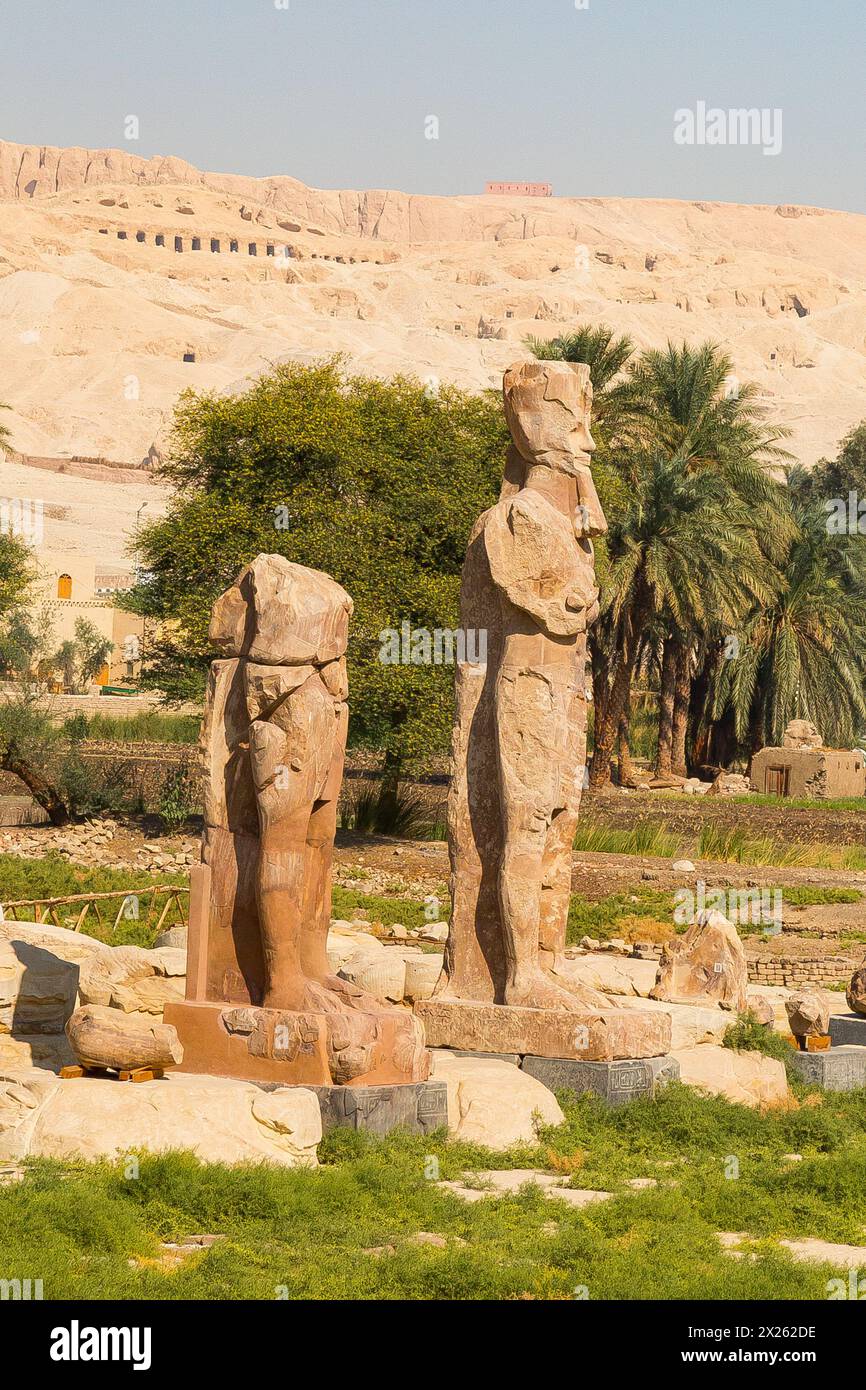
(165, 555, 428, 1086)
(435, 361, 607, 1011)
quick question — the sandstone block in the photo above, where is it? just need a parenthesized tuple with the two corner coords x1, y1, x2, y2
(431, 1051, 564, 1147)
(671, 1044, 788, 1108)
(27, 1072, 322, 1166)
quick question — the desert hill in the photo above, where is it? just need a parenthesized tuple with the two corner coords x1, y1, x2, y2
(2, 139, 866, 564)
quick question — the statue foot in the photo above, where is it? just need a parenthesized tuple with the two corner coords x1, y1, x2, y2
(504, 970, 596, 1013)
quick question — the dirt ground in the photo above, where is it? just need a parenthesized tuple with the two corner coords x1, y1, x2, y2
(584, 788, 866, 846)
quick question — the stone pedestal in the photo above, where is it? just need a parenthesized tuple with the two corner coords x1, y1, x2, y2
(306, 1080, 448, 1136)
(789, 1045, 866, 1091)
(415, 999, 671, 1060)
(521, 1054, 680, 1105)
(829, 1014, 866, 1048)
(164, 999, 429, 1088)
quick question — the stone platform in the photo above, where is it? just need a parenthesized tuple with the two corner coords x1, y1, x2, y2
(829, 1013, 866, 1048)
(436, 1049, 678, 1107)
(309, 1081, 448, 1135)
(164, 999, 429, 1088)
(789, 1045, 866, 1092)
(415, 999, 671, 1061)
(522, 1055, 680, 1105)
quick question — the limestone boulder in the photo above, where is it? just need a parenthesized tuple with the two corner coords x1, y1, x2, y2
(617, 995, 731, 1048)
(0, 936, 78, 1036)
(431, 1051, 564, 1148)
(0, 1068, 63, 1159)
(555, 953, 657, 998)
(846, 966, 866, 1017)
(402, 953, 444, 1002)
(671, 1044, 789, 1109)
(785, 991, 830, 1039)
(0, 919, 112, 972)
(25, 1072, 321, 1166)
(325, 927, 384, 972)
(650, 910, 748, 1012)
(338, 952, 406, 1003)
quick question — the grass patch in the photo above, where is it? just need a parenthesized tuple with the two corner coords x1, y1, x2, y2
(63, 712, 201, 744)
(698, 824, 866, 871)
(4, 1085, 866, 1300)
(0, 853, 188, 946)
(567, 888, 677, 944)
(731, 794, 866, 813)
(573, 818, 680, 858)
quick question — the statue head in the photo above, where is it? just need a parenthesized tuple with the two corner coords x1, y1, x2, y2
(503, 361, 596, 474)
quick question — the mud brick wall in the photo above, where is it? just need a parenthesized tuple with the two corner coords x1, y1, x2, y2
(747, 953, 852, 989)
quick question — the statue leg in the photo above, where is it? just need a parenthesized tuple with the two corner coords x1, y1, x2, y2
(539, 672, 585, 968)
(495, 667, 585, 1012)
(250, 679, 332, 1011)
(436, 664, 503, 1002)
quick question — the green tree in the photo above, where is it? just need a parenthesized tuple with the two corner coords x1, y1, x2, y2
(588, 451, 774, 788)
(708, 502, 866, 750)
(124, 359, 508, 778)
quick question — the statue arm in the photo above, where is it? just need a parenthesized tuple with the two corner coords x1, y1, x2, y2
(484, 497, 597, 637)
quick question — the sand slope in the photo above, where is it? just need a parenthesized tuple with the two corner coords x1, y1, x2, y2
(1, 139, 865, 563)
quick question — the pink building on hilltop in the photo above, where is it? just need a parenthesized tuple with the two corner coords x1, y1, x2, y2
(484, 181, 553, 197)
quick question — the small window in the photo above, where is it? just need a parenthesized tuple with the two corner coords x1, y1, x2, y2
(191, 237, 201, 251)
(174, 236, 183, 252)
(210, 238, 220, 252)
(155, 234, 165, 247)
(57, 573, 72, 599)
(248, 243, 257, 256)
(229, 239, 238, 252)
(136, 231, 145, 243)
(183, 352, 196, 363)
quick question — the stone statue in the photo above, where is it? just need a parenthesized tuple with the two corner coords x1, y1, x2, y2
(166, 555, 429, 1086)
(437, 361, 606, 1011)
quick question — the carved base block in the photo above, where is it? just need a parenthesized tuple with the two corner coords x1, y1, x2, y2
(305, 1081, 448, 1135)
(164, 1000, 430, 1087)
(414, 999, 671, 1060)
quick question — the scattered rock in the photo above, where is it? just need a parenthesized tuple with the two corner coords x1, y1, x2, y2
(430, 1052, 564, 1148)
(650, 910, 748, 1012)
(672, 860, 696, 873)
(846, 965, 866, 1017)
(707, 772, 753, 797)
(24, 1072, 321, 1166)
(437, 1169, 611, 1208)
(785, 992, 830, 1041)
(671, 1044, 789, 1109)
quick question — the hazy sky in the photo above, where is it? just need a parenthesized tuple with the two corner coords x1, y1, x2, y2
(2, 0, 864, 211)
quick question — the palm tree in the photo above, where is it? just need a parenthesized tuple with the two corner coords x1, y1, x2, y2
(623, 341, 795, 774)
(708, 503, 866, 750)
(589, 451, 774, 787)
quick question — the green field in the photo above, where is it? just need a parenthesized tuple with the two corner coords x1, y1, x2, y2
(3, 1084, 866, 1300)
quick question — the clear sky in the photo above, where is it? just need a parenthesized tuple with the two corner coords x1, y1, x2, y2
(1, 0, 864, 211)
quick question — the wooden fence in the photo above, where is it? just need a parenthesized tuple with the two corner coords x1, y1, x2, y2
(0, 885, 189, 935)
